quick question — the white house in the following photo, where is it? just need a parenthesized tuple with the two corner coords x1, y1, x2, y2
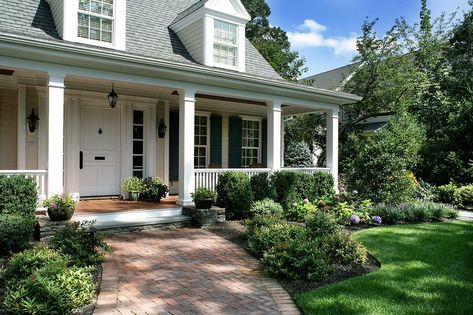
(0, 0, 360, 206)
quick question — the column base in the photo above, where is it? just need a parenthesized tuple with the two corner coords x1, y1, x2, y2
(176, 199, 194, 207)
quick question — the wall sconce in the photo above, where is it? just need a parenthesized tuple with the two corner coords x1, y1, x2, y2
(107, 83, 119, 108)
(26, 108, 39, 134)
(157, 119, 167, 138)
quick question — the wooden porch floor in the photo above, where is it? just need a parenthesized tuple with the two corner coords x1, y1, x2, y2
(76, 195, 179, 214)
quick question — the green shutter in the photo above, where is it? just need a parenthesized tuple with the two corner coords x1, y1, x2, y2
(210, 115, 222, 165)
(262, 119, 267, 167)
(169, 111, 179, 180)
(228, 116, 242, 168)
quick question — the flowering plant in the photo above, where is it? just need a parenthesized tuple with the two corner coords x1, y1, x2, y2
(372, 215, 382, 225)
(43, 193, 76, 221)
(350, 214, 360, 225)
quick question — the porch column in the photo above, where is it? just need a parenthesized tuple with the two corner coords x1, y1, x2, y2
(177, 89, 196, 206)
(17, 85, 26, 169)
(267, 100, 282, 171)
(47, 74, 65, 196)
(326, 108, 339, 192)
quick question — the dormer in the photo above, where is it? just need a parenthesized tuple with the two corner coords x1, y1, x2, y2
(170, 0, 251, 72)
(46, 0, 126, 50)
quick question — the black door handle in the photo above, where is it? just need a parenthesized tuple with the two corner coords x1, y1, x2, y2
(80, 151, 83, 169)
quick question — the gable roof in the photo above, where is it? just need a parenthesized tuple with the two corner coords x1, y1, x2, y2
(304, 62, 362, 91)
(0, 0, 282, 80)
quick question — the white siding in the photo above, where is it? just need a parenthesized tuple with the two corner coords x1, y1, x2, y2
(46, 0, 64, 38)
(176, 20, 205, 64)
(0, 88, 17, 169)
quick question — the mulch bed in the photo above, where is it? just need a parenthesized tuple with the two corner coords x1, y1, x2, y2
(204, 220, 381, 296)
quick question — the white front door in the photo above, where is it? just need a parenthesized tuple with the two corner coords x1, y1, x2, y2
(80, 105, 120, 196)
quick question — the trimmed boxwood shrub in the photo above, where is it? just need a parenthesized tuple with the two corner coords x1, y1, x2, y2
(0, 213, 35, 256)
(454, 185, 473, 210)
(305, 211, 342, 237)
(435, 183, 457, 204)
(250, 172, 275, 201)
(216, 172, 254, 219)
(321, 232, 367, 265)
(249, 199, 284, 218)
(0, 175, 37, 216)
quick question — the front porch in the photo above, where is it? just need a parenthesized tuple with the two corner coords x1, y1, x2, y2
(0, 65, 341, 209)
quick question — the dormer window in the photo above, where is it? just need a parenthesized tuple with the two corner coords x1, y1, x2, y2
(213, 20, 237, 67)
(78, 0, 114, 43)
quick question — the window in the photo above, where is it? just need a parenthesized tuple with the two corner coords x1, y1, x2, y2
(241, 119, 261, 168)
(213, 20, 237, 67)
(194, 115, 209, 169)
(132, 110, 144, 178)
(78, 0, 113, 43)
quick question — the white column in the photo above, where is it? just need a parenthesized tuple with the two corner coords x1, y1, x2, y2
(326, 108, 339, 192)
(177, 89, 196, 206)
(280, 115, 285, 168)
(267, 100, 282, 171)
(47, 74, 65, 196)
(17, 85, 26, 169)
(163, 100, 170, 186)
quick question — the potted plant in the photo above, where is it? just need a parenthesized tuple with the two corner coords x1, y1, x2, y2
(43, 194, 77, 221)
(191, 188, 217, 209)
(141, 177, 169, 202)
(121, 177, 143, 201)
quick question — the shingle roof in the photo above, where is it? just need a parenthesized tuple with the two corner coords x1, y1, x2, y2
(0, 0, 282, 80)
(304, 62, 362, 91)
(172, 0, 208, 25)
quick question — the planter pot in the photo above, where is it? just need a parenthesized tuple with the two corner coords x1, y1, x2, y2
(128, 191, 140, 201)
(47, 208, 75, 221)
(194, 198, 214, 209)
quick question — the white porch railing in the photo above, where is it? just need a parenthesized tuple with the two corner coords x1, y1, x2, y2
(194, 167, 330, 191)
(0, 170, 48, 204)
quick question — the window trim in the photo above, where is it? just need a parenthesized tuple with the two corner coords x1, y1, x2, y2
(212, 19, 239, 69)
(132, 109, 145, 178)
(194, 112, 211, 169)
(241, 116, 262, 168)
(76, 0, 116, 47)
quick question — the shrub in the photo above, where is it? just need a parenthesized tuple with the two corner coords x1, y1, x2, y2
(372, 201, 458, 224)
(43, 194, 76, 221)
(454, 185, 473, 210)
(285, 200, 317, 222)
(0, 213, 35, 256)
(121, 176, 143, 192)
(49, 221, 108, 266)
(284, 141, 313, 167)
(321, 232, 367, 265)
(191, 188, 217, 209)
(305, 211, 342, 237)
(250, 172, 275, 201)
(249, 199, 284, 217)
(244, 216, 305, 258)
(263, 237, 332, 281)
(0, 175, 37, 216)
(141, 177, 168, 201)
(216, 172, 254, 219)
(435, 183, 457, 204)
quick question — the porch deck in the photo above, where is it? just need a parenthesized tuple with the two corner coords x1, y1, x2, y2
(76, 195, 179, 214)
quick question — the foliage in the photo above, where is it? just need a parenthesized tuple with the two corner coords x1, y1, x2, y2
(321, 232, 367, 265)
(285, 200, 317, 222)
(141, 177, 168, 201)
(191, 188, 217, 209)
(305, 211, 342, 238)
(43, 194, 76, 221)
(241, 0, 307, 80)
(49, 221, 109, 267)
(372, 201, 458, 224)
(454, 185, 473, 210)
(250, 172, 275, 201)
(341, 114, 424, 204)
(284, 141, 313, 167)
(0, 175, 37, 216)
(263, 237, 332, 281)
(316, 194, 374, 225)
(435, 182, 458, 204)
(0, 213, 35, 257)
(121, 176, 143, 192)
(216, 172, 254, 219)
(249, 198, 284, 218)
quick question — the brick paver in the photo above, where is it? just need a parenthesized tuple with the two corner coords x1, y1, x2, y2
(94, 229, 300, 315)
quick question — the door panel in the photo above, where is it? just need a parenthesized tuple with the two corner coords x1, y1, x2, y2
(80, 105, 119, 196)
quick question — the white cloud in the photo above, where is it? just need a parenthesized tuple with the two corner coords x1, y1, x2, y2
(288, 19, 358, 56)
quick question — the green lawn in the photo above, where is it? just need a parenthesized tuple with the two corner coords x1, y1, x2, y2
(294, 221, 473, 315)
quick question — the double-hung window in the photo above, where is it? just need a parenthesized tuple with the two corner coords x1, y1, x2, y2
(213, 20, 237, 67)
(78, 0, 114, 43)
(241, 119, 261, 168)
(194, 115, 209, 169)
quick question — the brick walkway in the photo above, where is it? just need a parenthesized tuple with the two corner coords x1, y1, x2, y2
(94, 229, 300, 315)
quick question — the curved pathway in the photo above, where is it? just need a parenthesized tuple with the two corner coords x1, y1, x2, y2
(94, 228, 300, 315)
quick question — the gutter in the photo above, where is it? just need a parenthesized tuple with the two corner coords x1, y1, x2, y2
(0, 33, 362, 104)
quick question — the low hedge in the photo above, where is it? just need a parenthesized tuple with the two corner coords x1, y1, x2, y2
(216, 172, 254, 219)
(250, 172, 275, 201)
(0, 213, 35, 256)
(0, 175, 37, 216)
(372, 201, 458, 224)
(453, 185, 473, 210)
(249, 199, 284, 218)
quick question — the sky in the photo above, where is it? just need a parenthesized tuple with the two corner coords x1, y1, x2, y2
(265, 0, 471, 77)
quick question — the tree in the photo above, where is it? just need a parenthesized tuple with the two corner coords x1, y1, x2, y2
(241, 0, 307, 80)
(284, 142, 313, 167)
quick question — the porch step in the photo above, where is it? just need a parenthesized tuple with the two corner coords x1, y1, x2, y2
(72, 208, 191, 232)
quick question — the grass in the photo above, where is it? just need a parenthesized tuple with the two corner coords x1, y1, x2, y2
(294, 221, 473, 315)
